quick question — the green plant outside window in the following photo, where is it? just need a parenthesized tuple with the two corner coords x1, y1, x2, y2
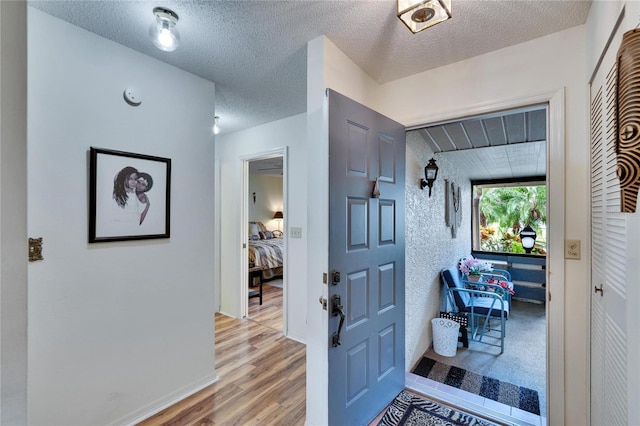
(473, 183, 547, 255)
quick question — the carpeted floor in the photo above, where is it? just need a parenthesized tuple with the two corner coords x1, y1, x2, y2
(413, 357, 540, 415)
(378, 390, 499, 426)
(424, 299, 546, 415)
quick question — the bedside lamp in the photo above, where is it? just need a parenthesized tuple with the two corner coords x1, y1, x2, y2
(273, 211, 283, 232)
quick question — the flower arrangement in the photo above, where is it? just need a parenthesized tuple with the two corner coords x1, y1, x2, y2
(486, 277, 515, 295)
(458, 256, 493, 276)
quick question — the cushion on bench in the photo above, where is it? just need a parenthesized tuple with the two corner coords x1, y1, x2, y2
(442, 266, 509, 319)
(462, 296, 509, 319)
(441, 267, 470, 308)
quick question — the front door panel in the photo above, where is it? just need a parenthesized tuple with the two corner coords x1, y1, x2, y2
(328, 90, 405, 425)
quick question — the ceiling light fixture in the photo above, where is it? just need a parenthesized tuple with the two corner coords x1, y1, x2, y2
(149, 7, 180, 52)
(213, 116, 220, 135)
(397, 0, 451, 34)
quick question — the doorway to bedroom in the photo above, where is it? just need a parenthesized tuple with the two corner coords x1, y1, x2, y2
(245, 154, 285, 333)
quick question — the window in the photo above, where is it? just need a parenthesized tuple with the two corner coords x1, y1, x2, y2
(472, 180, 546, 255)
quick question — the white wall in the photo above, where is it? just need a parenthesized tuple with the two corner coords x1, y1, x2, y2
(586, 0, 625, 77)
(216, 113, 307, 343)
(404, 132, 471, 370)
(27, 9, 216, 425)
(0, 2, 28, 424)
(248, 174, 283, 229)
(304, 37, 330, 425)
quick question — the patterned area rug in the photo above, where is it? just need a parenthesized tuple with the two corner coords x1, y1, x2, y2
(413, 357, 540, 415)
(378, 390, 497, 426)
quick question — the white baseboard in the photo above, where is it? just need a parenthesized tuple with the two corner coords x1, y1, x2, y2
(112, 374, 219, 426)
(285, 332, 307, 345)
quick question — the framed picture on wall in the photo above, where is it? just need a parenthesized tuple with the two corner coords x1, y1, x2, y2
(89, 147, 171, 243)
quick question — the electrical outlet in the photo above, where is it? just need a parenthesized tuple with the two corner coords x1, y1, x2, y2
(290, 227, 303, 238)
(565, 239, 581, 259)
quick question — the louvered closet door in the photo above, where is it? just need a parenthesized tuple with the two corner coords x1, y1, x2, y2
(590, 24, 629, 426)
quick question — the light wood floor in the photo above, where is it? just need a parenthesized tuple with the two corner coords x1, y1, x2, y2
(139, 309, 306, 425)
(248, 282, 283, 331)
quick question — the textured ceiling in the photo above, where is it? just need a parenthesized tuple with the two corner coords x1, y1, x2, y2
(28, 0, 591, 136)
(421, 139, 547, 180)
(410, 105, 547, 180)
(418, 107, 546, 152)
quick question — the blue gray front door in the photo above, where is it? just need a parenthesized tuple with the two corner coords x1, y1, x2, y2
(328, 89, 406, 425)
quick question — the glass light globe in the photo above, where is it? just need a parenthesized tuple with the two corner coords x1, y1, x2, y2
(149, 8, 180, 52)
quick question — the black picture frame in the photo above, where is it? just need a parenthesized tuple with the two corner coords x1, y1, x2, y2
(89, 147, 171, 243)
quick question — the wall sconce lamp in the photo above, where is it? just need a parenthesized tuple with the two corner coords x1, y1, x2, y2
(420, 158, 439, 196)
(149, 7, 180, 52)
(213, 116, 220, 135)
(273, 211, 283, 231)
(397, 0, 452, 34)
(520, 225, 537, 254)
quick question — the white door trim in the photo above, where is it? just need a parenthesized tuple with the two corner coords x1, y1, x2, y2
(0, 2, 28, 423)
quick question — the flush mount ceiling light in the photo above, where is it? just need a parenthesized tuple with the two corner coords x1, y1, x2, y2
(397, 0, 451, 34)
(149, 7, 180, 52)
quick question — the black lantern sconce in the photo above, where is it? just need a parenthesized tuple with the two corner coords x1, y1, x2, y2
(420, 158, 439, 196)
(520, 225, 537, 254)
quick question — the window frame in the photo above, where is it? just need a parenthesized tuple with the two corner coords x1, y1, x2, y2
(471, 176, 547, 258)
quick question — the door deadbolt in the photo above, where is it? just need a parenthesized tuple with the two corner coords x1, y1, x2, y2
(332, 270, 341, 285)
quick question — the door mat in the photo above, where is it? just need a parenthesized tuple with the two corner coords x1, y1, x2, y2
(378, 390, 497, 426)
(413, 357, 540, 415)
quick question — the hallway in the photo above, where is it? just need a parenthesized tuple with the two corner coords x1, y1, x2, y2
(139, 313, 305, 425)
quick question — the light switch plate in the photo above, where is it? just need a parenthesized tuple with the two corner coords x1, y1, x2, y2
(290, 227, 302, 238)
(565, 239, 581, 259)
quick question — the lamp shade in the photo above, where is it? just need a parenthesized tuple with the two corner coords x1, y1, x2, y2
(273, 211, 283, 220)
